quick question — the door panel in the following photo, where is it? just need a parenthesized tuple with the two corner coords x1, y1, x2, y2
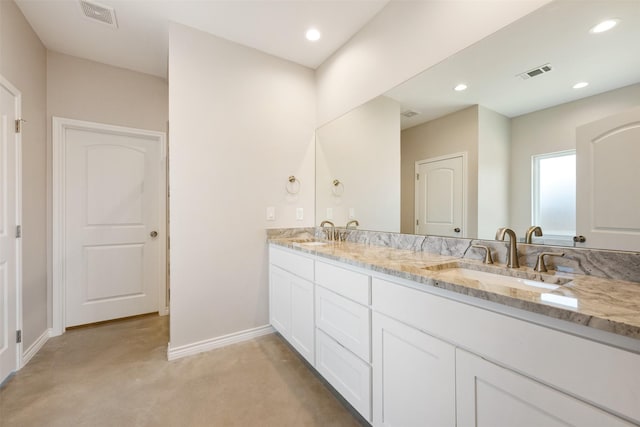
(415, 155, 464, 237)
(0, 81, 18, 383)
(65, 127, 160, 327)
(576, 107, 640, 251)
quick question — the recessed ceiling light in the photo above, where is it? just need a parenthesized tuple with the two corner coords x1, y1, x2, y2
(573, 82, 589, 89)
(306, 28, 321, 42)
(453, 83, 468, 92)
(589, 19, 620, 34)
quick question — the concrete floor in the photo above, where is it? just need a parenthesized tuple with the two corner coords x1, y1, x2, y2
(0, 315, 362, 427)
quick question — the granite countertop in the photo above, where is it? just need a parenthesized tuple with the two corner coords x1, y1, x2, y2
(268, 237, 640, 342)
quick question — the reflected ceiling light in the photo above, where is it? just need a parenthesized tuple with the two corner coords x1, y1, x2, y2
(589, 19, 620, 34)
(305, 28, 321, 42)
(573, 82, 589, 89)
(453, 83, 468, 92)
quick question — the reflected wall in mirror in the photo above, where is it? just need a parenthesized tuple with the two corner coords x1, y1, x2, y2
(316, 96, 401, 232)
(315, 0, 640, 251)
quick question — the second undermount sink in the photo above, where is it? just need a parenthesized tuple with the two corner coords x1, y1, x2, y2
(437, 268, 562, 293)
(424, 262, 572, 293)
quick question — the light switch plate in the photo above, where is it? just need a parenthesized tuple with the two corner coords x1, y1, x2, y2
(296, 208, 304, 220)
(326, 208, 333, 220)
(349, 208, 356, 219)
(266, 206, 275, 221)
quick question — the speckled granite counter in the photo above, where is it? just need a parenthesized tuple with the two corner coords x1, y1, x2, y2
(268, 236, 640, 342)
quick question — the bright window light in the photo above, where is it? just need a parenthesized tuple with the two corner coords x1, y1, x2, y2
(532, 150, 576, 236)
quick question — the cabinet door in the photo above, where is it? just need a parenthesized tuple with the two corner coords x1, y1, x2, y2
(290, 276, 315, 365)
(270, 266, 291, 337)
(456, 349, 635, 427)
(372, 312, 455, 427)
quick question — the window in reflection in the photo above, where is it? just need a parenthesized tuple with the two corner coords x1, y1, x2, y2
(532, 151, 576, 237)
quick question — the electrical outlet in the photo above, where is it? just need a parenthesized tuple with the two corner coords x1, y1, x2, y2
(326, 208, 333, 220)
(349, 208, 356, 219)
(266, 206, 275, 221)
(296, 208, 304, 220)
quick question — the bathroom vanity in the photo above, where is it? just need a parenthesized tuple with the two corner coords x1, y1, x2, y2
(268, 234, 640, 426)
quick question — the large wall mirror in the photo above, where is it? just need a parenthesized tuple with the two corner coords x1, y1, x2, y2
(315, 0, 640, 252)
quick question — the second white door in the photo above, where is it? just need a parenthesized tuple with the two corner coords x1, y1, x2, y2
(415, 154, 465, 237)
(63, 121, 164, 327)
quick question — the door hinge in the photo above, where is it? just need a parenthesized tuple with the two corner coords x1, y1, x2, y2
(416, 173, 419, 180)
(416, 219, 419, 226)
(16, 330, 22, 344)
(15, 118, 25, 133)
(16, 225, 21, 238)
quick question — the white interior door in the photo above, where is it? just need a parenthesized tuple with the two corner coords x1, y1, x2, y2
(576, 107, 640, 251)
(61, 121, 165, 328)
(0, 78, 20, 383)
(415, 154, 465, 237)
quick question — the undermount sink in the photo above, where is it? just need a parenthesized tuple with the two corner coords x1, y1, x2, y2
(289, 239, 328, 247)
(436, 268, 562, 293)
(424, 262, 572, 294)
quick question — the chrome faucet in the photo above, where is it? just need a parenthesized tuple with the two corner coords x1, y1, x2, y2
(346, 220, 359, 230)
(525, 226, 543, 244)
(496, 227, 520, 268)
(320, 220, 335, 241)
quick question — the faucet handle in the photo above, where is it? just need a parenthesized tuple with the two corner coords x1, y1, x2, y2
(534, 252, 564, 273)
(471, 245, 493, 264)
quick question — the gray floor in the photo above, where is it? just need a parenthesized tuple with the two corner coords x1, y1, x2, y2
(0, 315, 361, 426)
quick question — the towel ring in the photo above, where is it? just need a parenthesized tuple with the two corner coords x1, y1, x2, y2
(332, 179, 344, 196)
(286, 175, 301, 195)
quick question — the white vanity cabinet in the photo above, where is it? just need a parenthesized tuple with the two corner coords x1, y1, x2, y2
(372, 312, 455, 427)
(372, 276, 640, 427)
(314, 261, 372, 422)
(456, 349, 636, 427)
(269, 247, 315, 365)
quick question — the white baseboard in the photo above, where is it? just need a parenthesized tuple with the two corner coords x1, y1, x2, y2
(21, 328, 53, 368)
(167, 324, 274, 361)
(159, 306, 169, 316)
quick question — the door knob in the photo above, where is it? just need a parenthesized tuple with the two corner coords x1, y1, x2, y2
(150, 231, 158, 238)
(454, 228, 461, 233)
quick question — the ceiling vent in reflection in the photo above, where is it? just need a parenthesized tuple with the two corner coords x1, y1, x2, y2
(401, 110, 420, 118)
(80, 0, 118, 28)
(518, 63, 552, 80)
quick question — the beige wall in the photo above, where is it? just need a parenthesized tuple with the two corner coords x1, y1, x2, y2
(46, 51, 168, 132)
(315, 0, 550, 126)
(477, 106, 510, 240)
(400, 106, 479, 236)
(168, 24, 315, 349)
(0, 0, 47, 350)
(509, 83, 640, 237)
(316, 96, 400, 232)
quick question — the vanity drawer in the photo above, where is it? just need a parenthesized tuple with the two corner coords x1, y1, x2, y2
(316, 329, 372, 422)
(315, 261, 370, 305)
(316, 285, 371, 362)
(269, 246, 314, 281)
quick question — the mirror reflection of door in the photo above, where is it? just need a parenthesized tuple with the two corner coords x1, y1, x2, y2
(576, 107, 640, 251)
(415, 154, 465, 237)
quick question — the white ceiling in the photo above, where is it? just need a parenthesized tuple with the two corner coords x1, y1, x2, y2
(15, 0, 390, 78)
(385, 1, 640, 129)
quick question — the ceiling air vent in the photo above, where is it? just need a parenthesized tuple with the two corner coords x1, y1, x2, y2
(518, 63, 552, 80)
(80, 0, 118, 28)
(401, 110, 420, 118)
